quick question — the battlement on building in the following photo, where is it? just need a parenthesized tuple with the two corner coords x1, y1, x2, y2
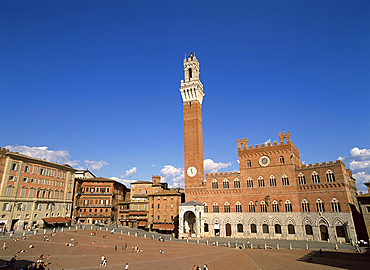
(206, 171, 240, 177)
(237, 131, 292, 150)
(299, 160, 344, 168)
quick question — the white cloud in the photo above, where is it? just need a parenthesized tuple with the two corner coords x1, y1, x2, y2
(4, 145, 110, 171)
(122, 167, 137, 178)
(160, 165, 184, 188)
(203, 158, 231, 173)
(350, 160, 370, 171)
(353, 172, 370, 183)
(339, 147, 370, 191)
(350, 147, 370, 160)
(109, 176, 135, 187)
(84, 160, 109, 171)
(5, 145, 81, 168)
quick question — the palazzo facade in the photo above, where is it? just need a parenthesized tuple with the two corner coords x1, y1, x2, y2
(178, 53, 359, 243)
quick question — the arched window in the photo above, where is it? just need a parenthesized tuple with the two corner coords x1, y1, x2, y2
(59, 190, 64, 199)
(316, 199, 325, 212)
(258, 176, 265, 187)
(223, 179, 229, 189)
(282, 174, 289, 186)
(298, 173, 306, 185)
(204, 223, 209, 232)
(224, 202, 230, 213)
(285, 200, 292, 212)
(305, 224, 313, 235)
(331, 198, 341, 212)
(213, 203, 219, 213)
(20, 187, 26, 198)
(280, 156, 285, 164)
(54, 190, 59, 199)
(247, 160, 251, 168)
(272, 201, 279, 212)
(249, 201, 255, 212)
(234, 179, 240, 188)
(288, 224, 295, 234)
(312, 171, 320, 184)
(302, 199, 310, 212)
(336, 226, 345, 238)
(212, 179, 218, 189)
(247, 177, 253, 188)
(275, 224, 282, 234)
(237, 224, 243, 233)
(326, 170, 335, 182)
(203, 203, 208, 213)
(270, 175, 276, 187)
(262, 224, 269, 233)
(235, 202, 242, 213)
(260, 201, 267, 212)
(250, 224, 257, 233)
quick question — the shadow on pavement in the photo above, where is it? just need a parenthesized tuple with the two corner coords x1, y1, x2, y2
(298, 248, 370, 270)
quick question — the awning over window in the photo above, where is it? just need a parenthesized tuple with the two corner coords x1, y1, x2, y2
(152, 224, 175, 231)
(214, 223, 220, 229)
(43, 217, 71, 224)
(138, 221, 147, 227)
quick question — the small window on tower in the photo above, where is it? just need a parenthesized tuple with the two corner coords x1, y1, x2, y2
(188, 68, 192, 79)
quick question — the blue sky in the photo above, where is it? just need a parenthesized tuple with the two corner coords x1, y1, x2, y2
(1, 1, 369, 191)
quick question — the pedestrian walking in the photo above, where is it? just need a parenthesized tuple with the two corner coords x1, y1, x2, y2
(125, 262, 129, 269)
(114, 245, 117, 252)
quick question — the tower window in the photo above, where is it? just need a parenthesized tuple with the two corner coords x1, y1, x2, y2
(188, 68, 192, 79)
(280, 156, 285, 164)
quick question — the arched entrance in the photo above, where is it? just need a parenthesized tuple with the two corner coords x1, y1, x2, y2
(183, 211, 196, 236)
(320, 225, 329, 241)
(225, 223, 231, 236)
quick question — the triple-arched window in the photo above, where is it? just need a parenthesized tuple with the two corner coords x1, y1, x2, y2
(258, 176, 265, 187)
(298, 173, 306, 185)
(282, 174, 289, 186)
(234, 178, 240, 188)
(270, 175, 276, 187)
(302, 199, 310, 212)
(224, 202, 230, 213)
(285, 200, 293, 212)
(223, 179, 229, 189)
(212, 179, 218, 189)
(249, 201, 255, 212)
(247, 178, 253, 188)
(213, 202, 219, 213)
(272, 200, 279, 212)
(326, 170, 335, 182)
(331, 198, 341, 212)
(236, 202, 242, 212)
(316, 199, 325, 212)
(312, 171, 320, 184)
(260, 201, 267, 212)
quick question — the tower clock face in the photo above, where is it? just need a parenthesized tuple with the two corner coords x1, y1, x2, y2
(187, 166, 197, 177)
(259, 156, 271, 167)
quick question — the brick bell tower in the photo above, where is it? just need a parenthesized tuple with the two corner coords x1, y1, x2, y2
(180, 52, 205, 192)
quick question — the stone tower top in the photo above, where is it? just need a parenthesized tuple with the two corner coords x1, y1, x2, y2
(180, 52, 204, 105)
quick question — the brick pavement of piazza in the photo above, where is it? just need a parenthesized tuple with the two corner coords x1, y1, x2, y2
(0, 229, 369, 269)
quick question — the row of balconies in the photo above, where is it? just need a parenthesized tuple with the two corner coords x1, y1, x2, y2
(77, 204, 113, 208)
(76, 193, 114, 196)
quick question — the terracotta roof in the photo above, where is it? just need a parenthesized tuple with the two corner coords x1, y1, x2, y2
(149, 190, 182, 196)
(138, 221, 147, 226)
(151, 223, 175, 231)
(42, 217, 71, 223)
(131, 181, 152, 185)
